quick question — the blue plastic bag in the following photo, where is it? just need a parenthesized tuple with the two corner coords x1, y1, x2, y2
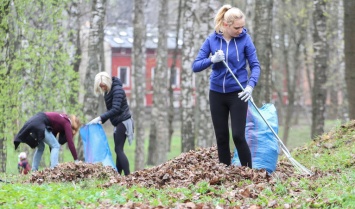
(79, 124, 117, 170)
(232, 101, 279, 173)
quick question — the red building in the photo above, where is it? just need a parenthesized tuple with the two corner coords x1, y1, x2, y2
(105, 26, 182, 107)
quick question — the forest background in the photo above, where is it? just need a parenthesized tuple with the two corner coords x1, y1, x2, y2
(0, 0, 354, 174)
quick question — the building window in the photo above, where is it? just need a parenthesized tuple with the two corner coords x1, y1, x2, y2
(151, 67, 155, 87)
(118, 66, 130, 87)
(170, 67, 180, 88)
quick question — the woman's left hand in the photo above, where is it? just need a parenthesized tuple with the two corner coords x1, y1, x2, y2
(238, 85, 253, 102)
(87, 117, 101, 125)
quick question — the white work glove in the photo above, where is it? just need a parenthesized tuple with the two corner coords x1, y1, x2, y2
(211, 50, 225, 63)
(238, 85, 253, 102)
(87, 116, 101, 125)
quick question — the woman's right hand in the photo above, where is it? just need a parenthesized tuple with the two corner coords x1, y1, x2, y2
(211, 50, 225, 63)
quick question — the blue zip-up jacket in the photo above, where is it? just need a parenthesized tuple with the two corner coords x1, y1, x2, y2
(192, 29, 260, 93)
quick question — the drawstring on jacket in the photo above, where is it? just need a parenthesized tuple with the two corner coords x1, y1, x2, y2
(219, 37, 240, 93)
(234, 39, 240, 62)
(219, 38, 240, 62)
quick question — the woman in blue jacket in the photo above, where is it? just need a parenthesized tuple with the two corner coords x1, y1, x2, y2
(192, 5, 260, 168)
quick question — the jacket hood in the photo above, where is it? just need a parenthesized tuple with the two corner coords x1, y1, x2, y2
(215, 28, 248, 40)
(112, 77, 123, 87)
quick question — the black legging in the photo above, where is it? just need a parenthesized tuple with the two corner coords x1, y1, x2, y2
(114, 123, 130, 175)
(209, 90, 252, 168)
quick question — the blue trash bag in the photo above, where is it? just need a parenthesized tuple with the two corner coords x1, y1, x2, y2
(232, 101, 279, 173)
(79, 124, 117, 170)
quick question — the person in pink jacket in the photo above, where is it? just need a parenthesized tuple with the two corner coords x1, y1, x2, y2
(14, 112, 81, 170)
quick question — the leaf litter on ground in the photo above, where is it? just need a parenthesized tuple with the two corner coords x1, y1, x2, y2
(23, 120, 355, 208)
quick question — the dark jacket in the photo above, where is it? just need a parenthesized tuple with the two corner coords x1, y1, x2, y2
(14, 112, 78, 160)
(14, 112, 51, 149)
(100, 77, 131, 126)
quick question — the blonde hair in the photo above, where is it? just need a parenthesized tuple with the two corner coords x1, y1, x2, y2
(214, 5, 245, 33)
(70, 115, 81, 136)
(94, 72, 112, 96)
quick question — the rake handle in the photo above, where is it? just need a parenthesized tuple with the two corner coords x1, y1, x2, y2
(221, 60, 312, 175)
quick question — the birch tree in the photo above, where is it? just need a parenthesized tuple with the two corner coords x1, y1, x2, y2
(195, 0, 220, 148)
(244, 0, 255, 37)
(253, 0, 273, 105)
(327, 0, 344, 120)
(311, 0, 328, 138)
(83, 0, 107, 122)
(147, 0, 169, 165)
(65, 0, 86, 161)
(344, 0, 355, 120)
(0, 0, 12, 172)
(180, 0, 196, 152)
(167, 0, 183, 152)
(132, 0, 147, 170)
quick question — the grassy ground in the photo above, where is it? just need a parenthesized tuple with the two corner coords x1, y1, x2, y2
(6, 119, 342, 174)
(1, 119, 354, 208)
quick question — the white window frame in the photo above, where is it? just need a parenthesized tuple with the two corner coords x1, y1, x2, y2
(117, 66, 130, 87)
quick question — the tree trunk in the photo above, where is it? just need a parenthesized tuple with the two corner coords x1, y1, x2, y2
(253, 0, 273, 105)
(244, 0, 255, 38)
(168, 0, 183, 152)
(147, 0, 169, 165)
(280, 17, 291, 145)
(0, 0, 11, 173)
(0, 132, 6, 172)
(132, 0, 147, 171)
(180, 0, 196, 153)
(66, 0, 85, 161)
(344, 0, 355, 120)
(311, 0, 328, 138)
(67, 0, 83, 74)
(327, 0, 344, 120)
(83, 0, 106, 122)
(195, 0, 220, 148)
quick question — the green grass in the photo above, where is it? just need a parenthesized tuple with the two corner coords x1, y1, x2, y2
(1, 119, 355, 208)
(277, 119, 342, 149)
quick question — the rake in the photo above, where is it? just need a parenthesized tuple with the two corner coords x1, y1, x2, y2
(222, 60, 313, 175)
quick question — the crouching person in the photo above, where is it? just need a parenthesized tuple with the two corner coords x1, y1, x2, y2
(14, 112, 81, 171)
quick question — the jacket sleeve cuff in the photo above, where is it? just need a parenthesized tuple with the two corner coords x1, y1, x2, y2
(100, 115, 106, 124)
(248, 81, 256, 88)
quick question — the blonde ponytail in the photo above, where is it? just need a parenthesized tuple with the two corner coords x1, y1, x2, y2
(214, 5, 245, 33)
(214, 5, 232, 33)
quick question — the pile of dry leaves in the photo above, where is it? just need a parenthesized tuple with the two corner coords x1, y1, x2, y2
(29, 146, 309, 188)
(29, 161, 117, 184)
(27, 145, 327, 208)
